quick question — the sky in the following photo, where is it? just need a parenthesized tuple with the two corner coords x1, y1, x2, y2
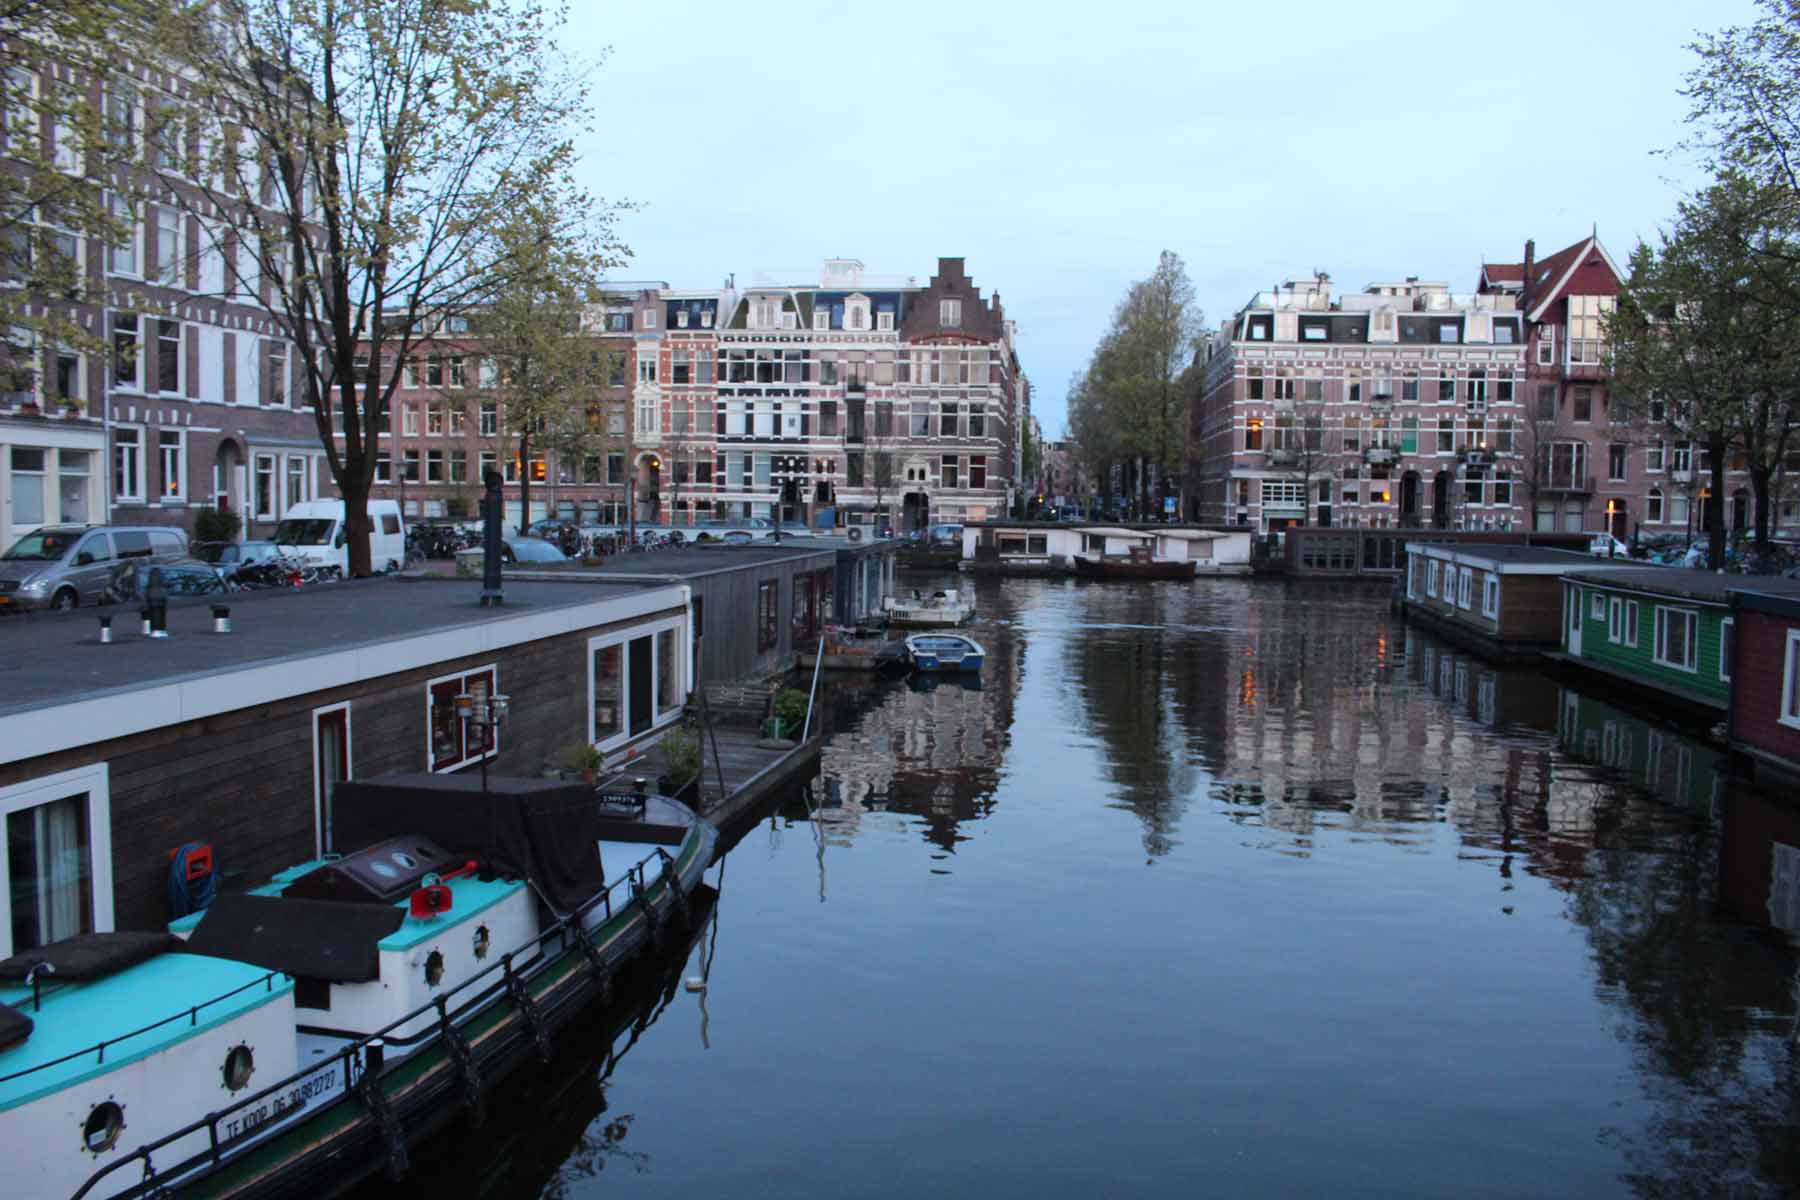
(565, 0, 1761, 438)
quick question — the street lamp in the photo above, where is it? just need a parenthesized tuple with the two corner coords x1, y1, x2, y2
(454, 688, 511, 793)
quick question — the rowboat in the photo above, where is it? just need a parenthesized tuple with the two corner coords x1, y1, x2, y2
(904, 633, 985, 673)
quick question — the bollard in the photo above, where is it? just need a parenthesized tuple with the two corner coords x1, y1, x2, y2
(98, 615, 112, 644)
(211, 605, 231, 634)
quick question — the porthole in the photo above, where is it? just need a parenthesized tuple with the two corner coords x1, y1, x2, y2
(472, 925, 491, 960)
(223, 1044, 255, 1092)
(83, 1101, 125, 1153)
(424, 950, 445, 988)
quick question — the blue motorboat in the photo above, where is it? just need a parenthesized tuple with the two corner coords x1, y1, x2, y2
(904, 632, 985, 673)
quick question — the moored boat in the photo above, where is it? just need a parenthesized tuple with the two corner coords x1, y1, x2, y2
(4, 773, 714, 1200)
(1071, 553, 1198, 581)
(886, 588, 975, 628)
(904, 632, 985, 673)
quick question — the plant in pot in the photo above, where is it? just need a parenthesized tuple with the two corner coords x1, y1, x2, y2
(772, 687, 809, 740)
(559, 740, 607, 784)
(658, 724, 701, 799)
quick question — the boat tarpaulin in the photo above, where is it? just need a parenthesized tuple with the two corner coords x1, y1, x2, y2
(184, 894, 405, 982)
(0, 931, 180, 982)
(0, 1001, 32, 1050)
(329, 774, 608, 913)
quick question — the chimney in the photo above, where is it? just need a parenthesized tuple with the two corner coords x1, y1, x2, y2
(1521, 239, 1536, 312)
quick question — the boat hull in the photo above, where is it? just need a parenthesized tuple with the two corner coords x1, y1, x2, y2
(86, 819, 717, 1200)
(1071, 555, 1197, 580)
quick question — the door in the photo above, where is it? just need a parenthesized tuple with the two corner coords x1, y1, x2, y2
(1566, 586, 1583, 655)
(71, 532, 113, 603)
(1399, 472, 1420, 525)
(314, 705, 351, 857)
(628, 635, 653, 734)
(1431, 473, 1450, 529)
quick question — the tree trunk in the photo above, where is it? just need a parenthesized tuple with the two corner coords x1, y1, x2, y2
(341, 468, 373, 578)
(1750, 463, 1775, 551)
(517, 431, 532, 535)
(1706, 434, 1729, 570)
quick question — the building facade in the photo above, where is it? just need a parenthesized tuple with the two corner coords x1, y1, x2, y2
(1, 57, 329, 549)
(1190, 274, 1529, 533)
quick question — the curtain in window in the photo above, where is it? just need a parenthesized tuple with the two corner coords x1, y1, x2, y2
(8, 795, 88, 951)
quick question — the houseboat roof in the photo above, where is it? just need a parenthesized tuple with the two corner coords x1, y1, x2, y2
(1731, 586, 1800, 620)
(1408, 544, 1626, 573)
(527, 542, 840, 582)
(1077, 526, 1151, 540)
(1565, 568, 1800, 605)
(0, 576, 687, 765)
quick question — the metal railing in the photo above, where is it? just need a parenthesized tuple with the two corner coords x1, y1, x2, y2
(73, 839, 693, 1199)
(800, 634, 826, 743)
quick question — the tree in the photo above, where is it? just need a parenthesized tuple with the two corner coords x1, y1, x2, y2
(1, 2, 145, 389)
(1607, 182, 1781, 568)
(1279, 401, 1340, 527)
(151, 0, 617, 575)
(1684, 1, 1800, 200)
(865, 396, 898, 530)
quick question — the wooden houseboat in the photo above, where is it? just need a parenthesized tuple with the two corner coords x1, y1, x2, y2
(1726, 585, 1800, 786)
(1401, 544, 1635, 660)
(1552, 568, 1748, 718)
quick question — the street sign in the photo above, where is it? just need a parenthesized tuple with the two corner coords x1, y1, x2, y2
(1163, 496, 1177, 514)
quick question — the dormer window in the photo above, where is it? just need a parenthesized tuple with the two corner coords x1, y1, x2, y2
(845, 295, 870, 332)
(752, 298, 778, 329)
(814, 309, 829, 332)
(940, 298, 961, 328)
(701, 310, 714, 328)
(677, 309, 689, 329)
(877, 310, 893, 332)
(780, 310, 796, 330)
(643, 309, 657, 328)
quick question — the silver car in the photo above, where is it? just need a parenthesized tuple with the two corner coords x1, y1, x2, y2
(0, 525, 189, 611)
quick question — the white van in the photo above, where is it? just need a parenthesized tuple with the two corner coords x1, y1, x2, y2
(272, 499, 407, 575)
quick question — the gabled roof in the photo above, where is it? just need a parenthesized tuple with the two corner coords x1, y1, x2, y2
(1479, 262, 1525, 291)
(1525, 235, 1625, 323)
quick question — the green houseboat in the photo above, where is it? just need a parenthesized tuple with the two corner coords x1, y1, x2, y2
(1554, 568, 1740, 715)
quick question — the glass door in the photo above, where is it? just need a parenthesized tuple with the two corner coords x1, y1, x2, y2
(315, 705, 350, 856)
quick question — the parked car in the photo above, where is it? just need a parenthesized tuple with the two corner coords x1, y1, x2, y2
(0, 524, 189, 611)
(500, 537, 569, 564)
(1587, 532, 1631, 559)
(104, 559, 232, 603)
(208, 540, 285, 580)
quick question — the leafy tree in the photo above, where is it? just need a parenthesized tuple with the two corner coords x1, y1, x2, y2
(1684, 0, 1800, 198)
(150, 0, 619, 575)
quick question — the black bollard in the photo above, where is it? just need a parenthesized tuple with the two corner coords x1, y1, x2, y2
(144, 568, 169, 637)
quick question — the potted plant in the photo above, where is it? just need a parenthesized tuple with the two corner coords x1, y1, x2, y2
(658, 724, 701, 800)
(771, 687, 809, 741)
(559, 740, 607, 784)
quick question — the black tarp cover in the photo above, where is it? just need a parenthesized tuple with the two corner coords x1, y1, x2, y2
(0, 1000, 31, 1050)
(184, 894, 405, 983)
(330, 774, 605, 913)
(0, 931, 179, 982)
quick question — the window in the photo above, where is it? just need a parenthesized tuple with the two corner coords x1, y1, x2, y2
(2, 765, 112, 959)
(375, 452, 392, 484)
(253, 452, 275, 518)
(1456, 566, 1472, 610)
(1782, 631, 1800, 729)
(1592, 593, 1605, 620)
(286, 455, 306, 509)
(941, 455, 960, 489)
(1438, 373, 1456, 404)
(479, 401, 498, 437)
(1481, 575, 1499, 619)
(1437, 323, 1460, 344)
(403, 448, 420, 481)
(1536, 385, 1556, 421)
(1718, 618, 1734, 682)
(428, 667, 498, 772)
(480, 449, 498, 480)
(265, 339, 289, 407)
(448, 356, 465, 388)
(1607, 443, 1626, 481)
(1647, 487, 1664, 523)
(1426, 560, 1439, 598)
(970, 455, 987, 489)
(449, 450, 467, 483)
(1625, 601, 1639, 647)
(112, 312, 140, 388)
(757, 580, 778, 651)
(157, 430, 182, 499)
(1568, 296, 1610, 365)
(1537, 327, 1555, 366)
(152, 204, 181, 284)
(1654, 607, 1698, 672)
(940, 298, 962, 327)
(9, 448, 43, 524)
(106, 193, 139, 276)
(1608, 598, 1624, 644)
(427, 448, 444, 482)
(155, 319, 181, 394)
(591, 642, 623, 743)
(638, 356, 658, 384)
(1466, 370, 1487, 412)
(112, 427, 143, 501)
(1573, 387, 1593, 423)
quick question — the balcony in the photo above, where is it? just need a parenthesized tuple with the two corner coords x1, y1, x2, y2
(1266, 448, 1297, 466)
(1364, 448, 1396, 466)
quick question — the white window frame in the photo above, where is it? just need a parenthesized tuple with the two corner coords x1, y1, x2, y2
(1720, 617, 1734, 684)
(311, 701, 353, 859)
(1425, 559, 1439, 598)
(940, 298, 962, 328)
(157, 427, 185, 502)
(586, 615, 686, 752)
(1782, 630, 1800, 730)
(0, 764, 114, 960)
(152, 202, 182, 286)
(1591, 593, 1606, 620)
(1608, 597, 1623, 644)
(1456, 566, 1472, 610)
(1653, 607, 1700, 673)
(813, 309, 829, 332)
(425, 664, 500, 773)
(1481, 574, 1499, 620)
(112, 423, 144, 502)
(1625, 600, 1639, 648)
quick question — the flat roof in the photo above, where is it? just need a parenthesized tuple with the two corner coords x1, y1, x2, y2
(1565, 568, 1800, 604)
(528, 542, 840, 582)
(0, 576, 684, 763)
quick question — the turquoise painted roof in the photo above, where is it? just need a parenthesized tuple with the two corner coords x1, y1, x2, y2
(0, 953, 291, 1110)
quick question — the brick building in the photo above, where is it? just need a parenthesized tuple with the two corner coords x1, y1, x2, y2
(1, 55, 327, 549)
(1190, 273, 1528, 532)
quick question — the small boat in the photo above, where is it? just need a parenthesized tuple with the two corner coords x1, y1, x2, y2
(1071, 551, 1197, 580)
(798, 624, 906, 671)
(905, 632, 985, 673)
(7, 772, 714, 1200)
(886, 588, 975, 628)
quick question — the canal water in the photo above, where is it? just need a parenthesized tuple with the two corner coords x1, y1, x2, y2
(382, 575, 1800, 1198)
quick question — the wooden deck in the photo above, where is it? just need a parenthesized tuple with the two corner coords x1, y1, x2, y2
(599, 725, 822, 832)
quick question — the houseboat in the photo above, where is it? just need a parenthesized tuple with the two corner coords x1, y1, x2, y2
(887, 588, 975, 628)
(1401, 544, 1636, 660)
(7, 772, 715, 1200)
(1726, 584, 1800, 786)
(904, 633, 985, 673)
(1552, 567, 1748, 719)
(1069, 527, 1195, 580)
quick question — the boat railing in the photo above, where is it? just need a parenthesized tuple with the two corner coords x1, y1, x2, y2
(0, 969, 287, 1087)
(73, 841, 688, 1199)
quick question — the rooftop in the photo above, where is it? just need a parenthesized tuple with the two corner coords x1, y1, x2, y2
(1567, 568, 1800, 604)
(1412, 545, 1608, 566)
(0, 576, 682, 761)
(521, 542, 842, 583)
